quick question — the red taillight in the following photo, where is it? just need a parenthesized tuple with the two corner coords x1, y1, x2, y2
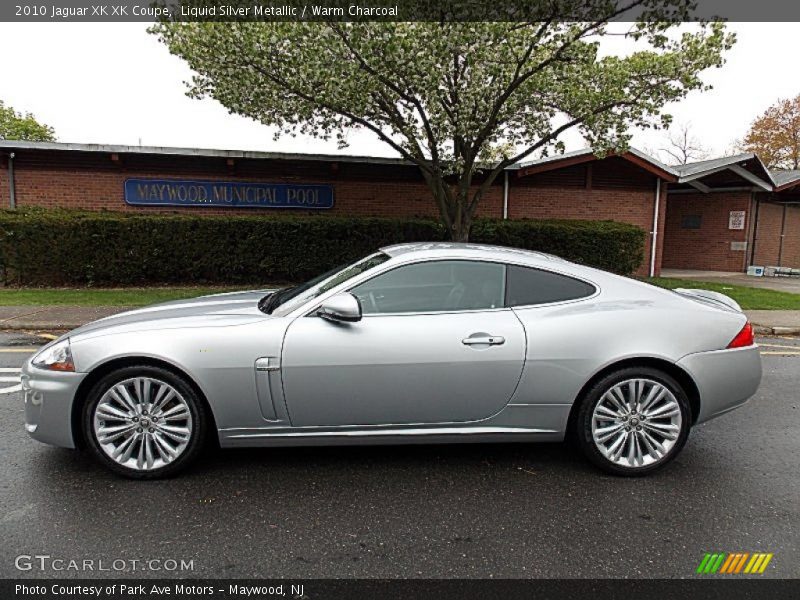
(727, 322, 754, 349)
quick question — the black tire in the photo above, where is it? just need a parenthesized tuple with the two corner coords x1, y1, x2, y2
(82, 365, 207, 479)
(575, 366, 691, 477)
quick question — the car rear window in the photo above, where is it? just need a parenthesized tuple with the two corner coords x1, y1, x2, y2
(505, 265, 595, 307)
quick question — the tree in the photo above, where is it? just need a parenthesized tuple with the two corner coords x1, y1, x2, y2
(659, 121, 708, 164)
(742, 95, 800, 170)
(152, 2, 733, 241)
(0, 101, 56, 142)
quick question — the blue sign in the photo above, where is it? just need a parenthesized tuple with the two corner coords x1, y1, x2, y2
(124, 179, 334, 209)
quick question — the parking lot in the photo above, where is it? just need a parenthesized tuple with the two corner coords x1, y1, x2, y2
(0, 332, 798, 579)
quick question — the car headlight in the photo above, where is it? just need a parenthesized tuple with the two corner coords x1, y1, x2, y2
(31, 338, 75, 372)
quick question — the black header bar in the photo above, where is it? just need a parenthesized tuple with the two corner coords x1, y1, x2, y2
(4, 579, 800, 600)
(3, 0, 800, 23)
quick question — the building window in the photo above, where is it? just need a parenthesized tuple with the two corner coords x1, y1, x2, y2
(681, 215, 702, 229)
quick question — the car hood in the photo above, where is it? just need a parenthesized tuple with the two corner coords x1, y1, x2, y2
(68, 289, 277, 340)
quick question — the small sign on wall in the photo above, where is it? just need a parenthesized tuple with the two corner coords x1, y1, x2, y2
(728, 210, 746, 230)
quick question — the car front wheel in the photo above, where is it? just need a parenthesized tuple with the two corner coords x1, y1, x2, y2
(83, 365, 207, 479)
(576, 367, 691, 476)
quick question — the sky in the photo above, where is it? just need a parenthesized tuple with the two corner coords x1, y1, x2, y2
(0, 22, 797, 163)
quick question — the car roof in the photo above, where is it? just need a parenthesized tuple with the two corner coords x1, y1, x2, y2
(379, 242, 568, 267)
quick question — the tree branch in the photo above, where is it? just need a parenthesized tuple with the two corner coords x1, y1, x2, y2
(327, 23, 441, 167)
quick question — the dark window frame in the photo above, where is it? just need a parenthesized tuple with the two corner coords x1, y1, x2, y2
(347, 258, 509, 316)
(504, 264, 597, 308)
(342, 258, 599, 316)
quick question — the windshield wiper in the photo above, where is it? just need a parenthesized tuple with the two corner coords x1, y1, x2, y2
(258, 287, 295, 314)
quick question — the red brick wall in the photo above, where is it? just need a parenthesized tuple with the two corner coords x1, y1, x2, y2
(752, 200, 784, 267)
(3, 150, 503, 219)
(1, 150, 660, 275)
(0, 157, 7, 208)
(662, 192, 752, 272)
(654, 183, 668, 278)
(782, 205, 800, 268)
(751, 195, 800, 269)
(509, 158, 661, 276)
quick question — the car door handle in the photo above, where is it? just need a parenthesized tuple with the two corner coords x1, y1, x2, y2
(462, 335, 505, 346)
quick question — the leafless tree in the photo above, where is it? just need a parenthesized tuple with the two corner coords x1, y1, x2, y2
(660, 122, 709, 165)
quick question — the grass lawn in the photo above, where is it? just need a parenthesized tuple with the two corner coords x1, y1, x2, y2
(646, 278, 800, 311)
(0, 286, 264, 307)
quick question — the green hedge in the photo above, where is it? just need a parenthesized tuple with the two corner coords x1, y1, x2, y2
(470, 218, 646, 275)
(0, 209, 645, 285)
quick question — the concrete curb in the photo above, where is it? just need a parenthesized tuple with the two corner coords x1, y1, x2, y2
(745, 310, 800, 337)
(0, 321, 86, 331)
(0, 306, 132, 331)
(753, 325, 800, 336)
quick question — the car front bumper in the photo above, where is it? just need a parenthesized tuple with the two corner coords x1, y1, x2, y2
(22, 359, 86, 449)
(677, 345, 762, 424)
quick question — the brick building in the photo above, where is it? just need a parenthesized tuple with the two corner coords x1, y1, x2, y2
(0, 140, 798, 277)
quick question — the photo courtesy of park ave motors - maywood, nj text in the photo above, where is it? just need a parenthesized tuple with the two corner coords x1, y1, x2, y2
(0, 1, 799, 598)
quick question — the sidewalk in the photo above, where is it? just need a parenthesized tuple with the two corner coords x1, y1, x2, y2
(0, 304, 798, 335)
(661, 269, 800, 295)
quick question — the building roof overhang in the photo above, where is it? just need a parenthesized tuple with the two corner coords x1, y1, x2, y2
(0, 139, 413, 168)
(0, 139, 797, 197)
(773, 170, 800, 192)
(512, 148, 678, 182)
(671, 153, 774, 193)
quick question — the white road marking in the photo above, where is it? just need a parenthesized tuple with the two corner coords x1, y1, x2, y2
(0, 368, 22, 394)
(759, 343, 800, 350)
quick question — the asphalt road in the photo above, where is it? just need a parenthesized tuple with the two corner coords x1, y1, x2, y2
(0, 333, 797, 579)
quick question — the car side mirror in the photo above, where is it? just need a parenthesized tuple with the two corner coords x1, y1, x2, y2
(317, 293, 362, 323)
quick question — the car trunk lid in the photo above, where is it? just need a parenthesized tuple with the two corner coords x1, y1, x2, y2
(673, 288, 742, 313)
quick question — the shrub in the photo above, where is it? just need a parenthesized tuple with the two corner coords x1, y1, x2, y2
(470, 218, 645, 275)
(0, 209, 645, 285)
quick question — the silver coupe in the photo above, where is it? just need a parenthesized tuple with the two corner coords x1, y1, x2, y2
(23, 243, 762, 478)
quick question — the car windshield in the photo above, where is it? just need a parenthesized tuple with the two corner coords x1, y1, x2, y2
(260, 252, 391, 316)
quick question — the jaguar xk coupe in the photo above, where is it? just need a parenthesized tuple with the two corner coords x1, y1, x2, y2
(23, 243, 762, 478)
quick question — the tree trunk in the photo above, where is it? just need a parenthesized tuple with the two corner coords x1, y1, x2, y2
(422, 169, 492, 243)
(450, 221, 471, 242)
(450, 204, 473, 242)
(449, 185, 478, 242)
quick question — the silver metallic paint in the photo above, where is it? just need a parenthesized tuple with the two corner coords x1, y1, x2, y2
(23, 243, 762, 453)
(281, 309, 526, 426)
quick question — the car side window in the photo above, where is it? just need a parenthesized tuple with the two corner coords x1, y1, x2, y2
(351, 260, 506, 314)
(505, 265, 595, 307)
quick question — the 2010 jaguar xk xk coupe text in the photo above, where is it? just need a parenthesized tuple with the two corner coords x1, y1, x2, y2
(23, 243, 762, 478)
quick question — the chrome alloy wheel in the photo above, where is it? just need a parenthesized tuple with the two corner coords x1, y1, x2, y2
(92, 377, 193, 471)
(591, 378, 682, 468)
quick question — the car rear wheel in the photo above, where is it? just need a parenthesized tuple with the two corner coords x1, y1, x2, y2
(83, 365, 207, 479)
(576, 367, 691, 476)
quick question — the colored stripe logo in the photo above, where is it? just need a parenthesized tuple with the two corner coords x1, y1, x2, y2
(696, 552, 773, 574)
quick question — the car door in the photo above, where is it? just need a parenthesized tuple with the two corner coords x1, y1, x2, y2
(280, 260, 526, 427)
